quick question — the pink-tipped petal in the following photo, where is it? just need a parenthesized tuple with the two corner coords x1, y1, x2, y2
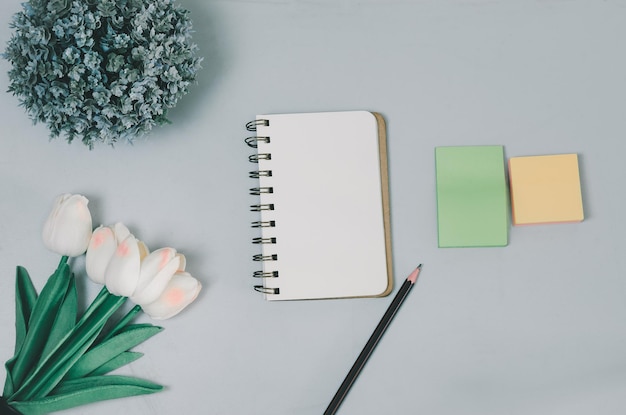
(142, 272, 202, 320)
(131, 248, 180, 305)
(105, 234, 141, 297)
(112, 222, 131, 244)
(85, 225, 117, 284)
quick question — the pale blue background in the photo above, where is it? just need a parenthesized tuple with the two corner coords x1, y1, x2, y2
(1, 1, 625, 414)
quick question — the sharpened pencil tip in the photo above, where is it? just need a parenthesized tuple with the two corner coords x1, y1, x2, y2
(407, 265, 422, 284)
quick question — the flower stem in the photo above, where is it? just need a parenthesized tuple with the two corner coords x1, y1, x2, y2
(58, 256, 69, 268)
(101, 304, 142, 343)
(81, 286, 111, 321)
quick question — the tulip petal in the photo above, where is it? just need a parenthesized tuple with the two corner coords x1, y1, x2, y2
(112, 223, 131, 244)
(176, 254, 186, 272)
(105, 235, 141, 297)
(42, 195, 68, 246)
(85, 226, 117, 284)
(141, 272, 201, 320)
(42, 194, 93, 257)
(131, 248, 180, 305)
(137, 240, 149, 260)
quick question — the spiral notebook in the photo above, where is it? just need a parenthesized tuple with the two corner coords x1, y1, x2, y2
(246, 111, 393, 301)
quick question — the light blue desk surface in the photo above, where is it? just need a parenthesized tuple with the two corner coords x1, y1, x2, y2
(1, 1, 625, 414)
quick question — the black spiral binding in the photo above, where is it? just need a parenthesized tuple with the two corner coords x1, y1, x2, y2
(247, 118, 280, 295)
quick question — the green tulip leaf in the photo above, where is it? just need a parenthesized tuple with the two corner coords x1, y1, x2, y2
(40, 275, 78, 364)
(12, 292, 127, 401)
(2, 373, 14, 400)
(89, 352, 144, 377)
(14, 266, 38, 353)
(10, 375, 163, 415)
(53, 374, 164, 395)
(13, 329, 100, 403)
(3, 266, 39, 397)
(66, 324, 162, 380)
(9, 262, 72, 391)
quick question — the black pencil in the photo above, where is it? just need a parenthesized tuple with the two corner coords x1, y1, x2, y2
(323, 264, 423, 415)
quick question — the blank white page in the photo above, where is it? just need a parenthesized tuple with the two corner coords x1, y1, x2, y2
(253, 111, 392, 301)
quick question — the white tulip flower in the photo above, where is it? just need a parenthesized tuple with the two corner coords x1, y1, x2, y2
(85, 222, 200, 319)
(42, 193, 92, 257)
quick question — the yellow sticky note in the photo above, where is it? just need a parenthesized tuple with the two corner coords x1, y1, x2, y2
(509, 154, 584, 225)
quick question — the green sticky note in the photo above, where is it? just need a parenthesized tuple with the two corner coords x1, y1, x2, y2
(435, 146, 509, 247)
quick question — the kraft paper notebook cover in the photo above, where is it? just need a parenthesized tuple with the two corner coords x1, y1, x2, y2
(245, 111, 393, 301)
(435, 145, 509, 248)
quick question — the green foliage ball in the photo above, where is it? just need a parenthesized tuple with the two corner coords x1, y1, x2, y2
(4, 0, 202, 147)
